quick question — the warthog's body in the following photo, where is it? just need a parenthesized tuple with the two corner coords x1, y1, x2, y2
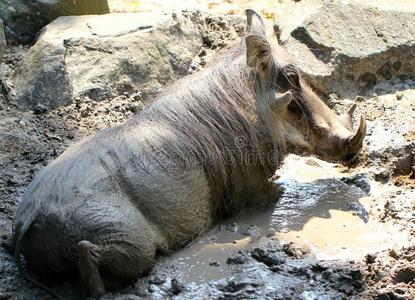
(13, 10, 366, 297)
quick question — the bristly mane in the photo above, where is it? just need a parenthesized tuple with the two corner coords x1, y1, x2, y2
(126, 38, 287, 215)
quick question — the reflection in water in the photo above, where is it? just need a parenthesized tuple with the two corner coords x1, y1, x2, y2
(272, 177, 369, 231)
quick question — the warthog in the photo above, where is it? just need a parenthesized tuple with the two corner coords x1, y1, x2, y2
(13, 10, 366, 298)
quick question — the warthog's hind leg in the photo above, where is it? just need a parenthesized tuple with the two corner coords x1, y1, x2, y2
(78, 240, 105, 298)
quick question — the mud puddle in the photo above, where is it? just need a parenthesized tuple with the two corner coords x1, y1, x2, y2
(152, 154, 412, 285)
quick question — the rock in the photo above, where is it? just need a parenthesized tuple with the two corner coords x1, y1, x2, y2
(282, 242, 310, 259)
(33, 103, 48, 114)
(0, 0, 109, 44)
(340, 173, 371, 194)
(226, 253, 249, 265)
(169, 279, 184, 296)
(373, 168, 390, 183)
(354, 95, 365, 102)
(364, 89, 415, 176)
(13, 11, 244, 109)
(284, 3, 415, 97)
(250, 247, 285, 266)
(148, 275, 166, 285)
(225, 222, 238, 233)
(395, 91, 403, 100)
(209, 260, 220, 267)
(0, 18, 6, 63)
(243, 224, 259, 236)
(365, 253, 376, 264)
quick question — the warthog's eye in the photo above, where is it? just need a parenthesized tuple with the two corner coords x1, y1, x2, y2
(287, 97, 309, 120)
(278, 64, 300, 91)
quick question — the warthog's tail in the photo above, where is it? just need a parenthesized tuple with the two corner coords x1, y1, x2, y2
(14, 214, 64, 300)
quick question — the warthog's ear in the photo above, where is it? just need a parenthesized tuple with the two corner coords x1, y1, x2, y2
(246, 35, 272, 76)
(270, 91, 293, 112)
(246, 9, 266, 36)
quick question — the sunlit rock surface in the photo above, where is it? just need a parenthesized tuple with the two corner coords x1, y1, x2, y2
(284, 3, 415, 98)
(13, 11, 244, 109)
(0, 0, 109, 44)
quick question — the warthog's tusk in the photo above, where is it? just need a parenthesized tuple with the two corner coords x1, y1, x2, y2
(349, 115, 366, 151)
(348, 103, 357, 117)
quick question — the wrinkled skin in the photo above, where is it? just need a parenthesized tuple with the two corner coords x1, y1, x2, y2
(13, 10, 365, 298)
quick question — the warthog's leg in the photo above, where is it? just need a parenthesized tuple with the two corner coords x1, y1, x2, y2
(71, 197, 165, 297)
(77, 233, 158, 296)
(78, 241, 105, 298)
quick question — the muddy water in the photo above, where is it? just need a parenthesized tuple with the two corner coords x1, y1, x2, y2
(152, 154, 412, 284)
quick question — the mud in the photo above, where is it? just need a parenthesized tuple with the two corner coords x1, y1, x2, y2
(1, 1, 415, 300)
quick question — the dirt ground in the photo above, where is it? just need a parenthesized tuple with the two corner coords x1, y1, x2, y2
(0, 1, 415, 299)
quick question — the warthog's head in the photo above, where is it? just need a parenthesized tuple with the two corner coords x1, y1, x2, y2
(245, 10, 366, 162)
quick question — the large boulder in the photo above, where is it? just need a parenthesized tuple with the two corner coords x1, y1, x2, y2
(13, 11, 244, 109)
(0, 0, 109, 44)
(284, 3, 415, 97)
(0, 18, 6, 63)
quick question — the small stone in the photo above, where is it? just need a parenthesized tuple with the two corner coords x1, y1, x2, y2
(169, 279, 183, 296)
(282, 242, 310, 259)
(243, 224, 259, 236)
(225, 222, 238, 233)
(251, 248, 285, 266)
(226, 254, 249, 265)
(33, 103, 48, 114)
(355, 95, 365, 102)
(341, 173, 371, 194)
(79, 105, 90, 118)
(97, 107, 108, 113)
(389, 249, 399, 259)
(365, 253, 376, 264)
(374, 169, 390, 183)
(129, 102, 144, 113)
(209, 260, 220, 267)
(6, 176, 18, 185)
(198, 49, 207, 57)
(148, 275, 166, 285)
(395, 92, 403, 100)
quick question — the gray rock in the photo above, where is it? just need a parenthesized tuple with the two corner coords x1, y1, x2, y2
(14, 11, 244, 109)
(0, 18, 5, 63)
(364, 88, 415, 176)
(284, 3, 415, 97)
(0, 0, 109, 44)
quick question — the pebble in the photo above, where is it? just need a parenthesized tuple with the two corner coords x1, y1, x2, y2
(209, 260, 220, 267)
(33, 103, 48, 114)
(226, 254, 249, 265)
(395, 92, 403, 100)
(365, 253, 376, 264)
(129, 102, 144, 113)
(243, 224, 259, 236)
(225, 223, 238, 233)
(148, 275, 166, 285)
(389, 249, 399, 259)
(355, 95, 365, 102)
